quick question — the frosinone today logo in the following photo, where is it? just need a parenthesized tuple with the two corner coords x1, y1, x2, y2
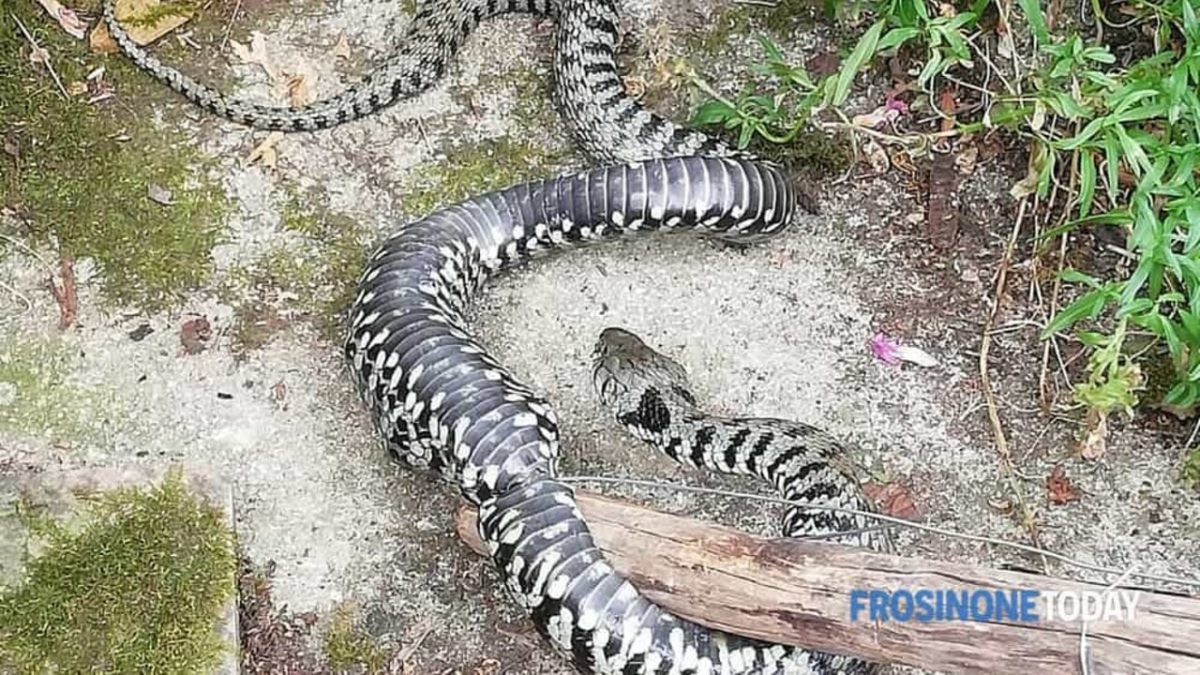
(849, 588, 1141, 623)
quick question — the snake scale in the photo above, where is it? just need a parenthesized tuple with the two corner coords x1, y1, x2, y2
(104, 0, 890, 672)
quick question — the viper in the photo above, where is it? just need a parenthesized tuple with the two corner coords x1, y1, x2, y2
(104, 1, 889, 672)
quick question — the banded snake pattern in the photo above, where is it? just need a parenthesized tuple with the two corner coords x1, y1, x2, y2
(102, 0, 891, 672)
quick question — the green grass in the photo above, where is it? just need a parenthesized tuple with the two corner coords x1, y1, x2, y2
(0, 472, 236, 673)
(698, 0, 1200, 444)
(1, 0, 228, 311)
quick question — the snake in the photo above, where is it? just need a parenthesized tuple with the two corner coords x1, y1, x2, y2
(103, 0, 890, 672)
(100, 0, 735, 163)
(592, 327, 889, 551)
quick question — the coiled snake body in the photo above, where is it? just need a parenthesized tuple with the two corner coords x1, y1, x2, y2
(104, 0, 889, 672)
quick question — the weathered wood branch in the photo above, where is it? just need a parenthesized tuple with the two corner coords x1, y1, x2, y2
(455, 490, 1200, 675)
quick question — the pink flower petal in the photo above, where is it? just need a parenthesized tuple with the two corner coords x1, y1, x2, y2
(869, 333, 902, 365)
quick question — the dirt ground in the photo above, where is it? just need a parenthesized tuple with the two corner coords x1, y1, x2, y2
(2, 0, 1198, 673)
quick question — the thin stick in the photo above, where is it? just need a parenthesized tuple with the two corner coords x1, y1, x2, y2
(12, 12, 69, 99)
(978, 198, 1048, 568)
(561, 475, 1200, 590)
(219, 0, 245, 51)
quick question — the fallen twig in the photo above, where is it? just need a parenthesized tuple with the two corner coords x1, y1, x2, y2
(12, 11, 69, 99)
(979, 198, 1048, 568)
(455, 488, 1200, 674)
(47, 254, 77, 329)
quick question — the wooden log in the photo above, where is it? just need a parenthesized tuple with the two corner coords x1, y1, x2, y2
(454, 490, 1200, 675)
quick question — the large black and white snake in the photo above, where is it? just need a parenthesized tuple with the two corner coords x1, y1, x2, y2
(104, 0, 891, 672)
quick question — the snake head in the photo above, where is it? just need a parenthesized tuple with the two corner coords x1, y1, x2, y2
(591, 327, 696, 413)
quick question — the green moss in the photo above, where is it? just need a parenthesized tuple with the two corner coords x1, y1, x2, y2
(748, 127, 853, 173)
(226, 190, 368, 348)
(324, 604, 389, 674)
(120, 0, 202, 28)
(0, 472, 236, 673)
(1182, 447, 1200, 491)
(686, 0, 825, 57)
(0, 337, 111, 441)
(760, 0, 825, 35)
(502, 66, 557, 136)
(0, 0, 229, 311)
(402, 137, 562, 217)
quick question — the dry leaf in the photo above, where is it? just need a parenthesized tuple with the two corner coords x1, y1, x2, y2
(862, 139, 890, 174)
(89, 24, 118, 54)
(622, 76, 646, 100)
(180, 316, 212, 354)
(91, 0, 193, 50)
(230, 32, 281, 82)
(863, 482, 922, 521)
(245, 131, 284, 169)
(331, 34, 351, 60)
(36, 0, 87, 39)
(67, 80, 87, 96)
(955, 144, 978, 175)
(1046, 465, 1080, 505)
(1078, 407, 1108, 459)
(28, 45, 50, 65)
(284, 73, 313, 107)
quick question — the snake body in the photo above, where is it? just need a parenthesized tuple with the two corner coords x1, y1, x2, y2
(592, 327, 889, 551)
(104, 0, 888, 672)
(344, 156, 882, 674)
(101, 0, 732, 162)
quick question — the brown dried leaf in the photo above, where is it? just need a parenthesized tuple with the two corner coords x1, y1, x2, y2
(331, 34, 351, 60)
(112, 0, 192, 46)
(180, 316, 212, 354)
(622, 75, 646, 100)
(1078, 407, 1108, 459)
(1046, 464, 1080, 505)
(89, 24, 118, 54)
(862, 481, 922, 521)
(806, 51, 840, 79)
(245, 131, 284, 169)
(861, 139, 890, 174)
(67, 80, 87, 96)
(231, 32, 281, 82)
(283, 73, 313, 107)
(35, 0, 87, 39)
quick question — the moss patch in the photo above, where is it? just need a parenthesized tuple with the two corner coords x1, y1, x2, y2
(225, 190, 369, 348)
(402, 137, 562, 217)
(0, 472, 236, 673)
(1, 0, 229, 310)
(501, 66, 558, 136)
(747, 127, 853, 174)
(324, 604, 390, 674)
(686, 0, 826, 58)
(1182, 447, 1200, 491)
(0, 336, 110, 441)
